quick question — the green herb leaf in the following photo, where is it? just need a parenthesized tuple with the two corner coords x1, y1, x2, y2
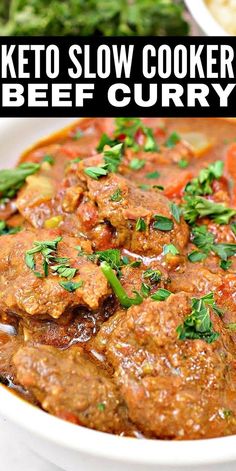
(178, 159, 189, 169)
(151, 288, 172, 301)
(143, 268, 161, 283)
(0, 220, 21, 236)
(165, 132, 180, 148)
(0, 162, 40, 202)
(73, 130, 83, 140)
(97, 133, 118, 152)
(213, 243, 236, 261)
(110, 188, 122, 202)
(129, 158, 146, 171)
(42, 154, 54, 165)
(103, 143, 123, 173)
(182, 196, 236, 225)
(114, 118, 158, 153)
(188, 250, 207, 263)
(176, 293, 220, 344)
(59, 281, 83, 292)
(185, 161, 224, 196)
(84, 166, 108, 180)
(163, 244, 179, 255)
(153, 215, 173, 231)
(231, 222, 236, 236)
(170, 202, 181, 223)
(97, 403, 106, 412)
(100, 261, 143, 308)
(220, 260, 232, 271)
(141, 282, 151, 298)
(145, 170, 160, 179)
(191, 225, 215, 253)
(136, 218, 146, 232)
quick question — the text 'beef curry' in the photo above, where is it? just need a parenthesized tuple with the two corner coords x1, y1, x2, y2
(0, 117, 236, 440)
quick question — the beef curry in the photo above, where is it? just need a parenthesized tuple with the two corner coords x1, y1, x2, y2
(0, 117, 236, 440)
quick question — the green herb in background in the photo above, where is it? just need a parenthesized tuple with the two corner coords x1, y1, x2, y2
(0, 0, 189, 36)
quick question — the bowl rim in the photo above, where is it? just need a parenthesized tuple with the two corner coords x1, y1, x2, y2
(0, 385, 236, 467)
(0, 116, 236, 467)
(185, 0, 229, 36)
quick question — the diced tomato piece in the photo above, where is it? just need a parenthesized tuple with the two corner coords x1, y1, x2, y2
(164, 171, 193, 198)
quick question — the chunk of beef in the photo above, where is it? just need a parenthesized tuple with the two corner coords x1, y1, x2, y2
(0, 229, 109, 319)
(14, 345, 129, 434)
(77, 160, 189, 255)
(93, 293, 236, 439)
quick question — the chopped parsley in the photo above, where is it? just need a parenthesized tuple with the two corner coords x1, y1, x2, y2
(0, 162, 40, 203)
(151, 288, 172, 301)
(178, 158, 189, 169)
(97, 133, 118, 152)
(42, 155, 55, 165)
(114, 118, 158, 152)
(59, 280, 83, 292)
(84, 143, 123, 180)
(145, 170, 160, 179)
(141, 282, 151, 298)
(143, 268, 161, 283)
(153, 215, 173, 231)
(163, 244, 179, 255)
(110, 188, 123, 202)
(188, 225, 236, 267)
(25, 236, 77, 280)
(136, 218, 147, 232)
(73, 130, 83, 140)
(165, 132, 180, 149)
(170, 202, 181, 223)
(176, 293, 220, 344)
(129, 158, 146, 171)
(0, 220, 21, 236)
(185, 161, 224, 196)
(182, 196, 236, 225)
(97, 403, 106, 412)
(231, 222, 236, 236)
(139, 184, 151, 191)
(220, 260, 232, 271)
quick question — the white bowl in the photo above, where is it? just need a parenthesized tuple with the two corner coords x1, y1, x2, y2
(185, 0, 228, 36)
(0, 118, 236, 471)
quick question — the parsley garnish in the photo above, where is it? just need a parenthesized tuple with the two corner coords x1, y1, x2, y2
(220, 260, 232, 271)
(178, 159, 189, 168)
(129, 158, 145, 171)
(0, 162, 40, 203)
(153, 215, 173, 231)
(136, 218, 146, 232)
(145, 170, 160, 179)
(188, 225, 236, 266)
(141, 282, 151, 298)
(97, 403, 106, 412)
(165, 132, 180, 148)
(59, 281, 83, 292)
(170, 202, 181, 223)
(231, 222, 236, 236)
(114, 118, 158, 152)
(84, 143, 123, 180)
(97, 134, 118, 152)
(84, 166, 108, 180)
(151, 288, 172, 301)
(100, 261, 143, 308)
(182, 196, 236, 225)
(42, 155, 54, 165)
(163, 244, 179, 255)
(110, 188, 122, 202)
(176, 293, 220, 344)
(185, 161, 224, 196)
(0, 220, 21, 236)
(73, 130, 83, 140)
(25, 237, 76, 280)
(143, 268, 161, 283)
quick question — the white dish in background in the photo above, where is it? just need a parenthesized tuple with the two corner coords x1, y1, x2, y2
(0, 118, 236, 471)
(185, 0, 228, 36)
